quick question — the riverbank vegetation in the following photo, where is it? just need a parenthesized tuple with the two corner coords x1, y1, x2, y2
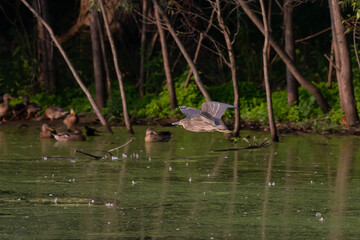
(1, 0, 360, 134)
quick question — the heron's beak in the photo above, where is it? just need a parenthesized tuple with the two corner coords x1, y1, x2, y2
(172, 121, 179, 125)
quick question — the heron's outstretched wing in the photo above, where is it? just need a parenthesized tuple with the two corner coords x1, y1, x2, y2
(201, 101, 238, 120)
(179, 106, 201, 118)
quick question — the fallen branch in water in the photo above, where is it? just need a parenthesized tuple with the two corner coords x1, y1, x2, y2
(42, 156, 76, 161)
(108, 138, 135, 154)
(73, 149, 103, 159)
(43, 138, 135, 161)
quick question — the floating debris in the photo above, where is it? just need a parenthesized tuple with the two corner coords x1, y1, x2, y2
(242, 136, 270, 148)
(268, 182, 275, 186)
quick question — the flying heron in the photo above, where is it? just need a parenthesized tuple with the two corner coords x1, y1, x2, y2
(172, 101, 238, 133)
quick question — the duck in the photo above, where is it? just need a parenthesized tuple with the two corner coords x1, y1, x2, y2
(40, 123, 56, 138)
(63, 108, 79, 130)
(85, 125, 101, 136)
(145, 128, 172, 142)
(11, 95, 28, 120)
(24, 96, 42, 119)
(52, 129, 86, 141)
(0, 93, 13, 122)
(38, 106, 68, 121)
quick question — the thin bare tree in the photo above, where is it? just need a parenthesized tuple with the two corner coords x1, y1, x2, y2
(89, 6, 105, 108)
(21, 0, 113, 133)
(259, 0, 279, 142)
(154, 3, 177, 110)
(138, 0, 148, 98)
(98, 0, 134, 133)
(284, 0, 298, 106)
(237, 0, 330, 114)
(96, 12, 112, 104)
(214, 0, 240, 136)
(183, 8, 216, 88)
(152, 0, 212, 102)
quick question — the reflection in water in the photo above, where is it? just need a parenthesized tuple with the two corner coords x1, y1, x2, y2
(329, 139, 356, 240)
(1, 127, 360, 238)
(261, 146, 275, 240)
(0, 130, 8, 156)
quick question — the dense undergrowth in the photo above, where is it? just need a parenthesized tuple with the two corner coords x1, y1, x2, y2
(7, 67, 358, 133)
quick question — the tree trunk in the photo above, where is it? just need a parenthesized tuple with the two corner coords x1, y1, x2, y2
(215, 0, 240, 137)
(98, 0, 134, 134)
(284, 0, 298, 106)
(90, 6, 105, 109)
(152, 0, 212, 102)
(154, 4, 177, 110)
(33, 0, 49, 91)
(21, 0, 113, 133)
(96, 12, 112, 104)
(139, 0, 147, 98)
(237, 0, 330, 114)
(260, 0, 279, 142)
(328, 0, 358, 126)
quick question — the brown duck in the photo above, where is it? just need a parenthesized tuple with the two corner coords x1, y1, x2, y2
(145, 128, 172, 142)
(63, 108, 79, 130)
(38, 106, 68, 121)
(0, 93, 13, 122)
(52, 129, 86, 141)
(40, 123, 56, 138)
(23, 96, 42, 119)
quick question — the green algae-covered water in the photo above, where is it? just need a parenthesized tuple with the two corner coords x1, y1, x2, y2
(1, 125, 360, 239)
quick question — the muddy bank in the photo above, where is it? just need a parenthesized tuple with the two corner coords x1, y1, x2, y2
(1, 115, 360, 136)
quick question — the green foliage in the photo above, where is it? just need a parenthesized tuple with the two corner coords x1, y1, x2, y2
(0, 30, 34, 95)
(116, 0, 137, 12)
(136, 70, 204, 118)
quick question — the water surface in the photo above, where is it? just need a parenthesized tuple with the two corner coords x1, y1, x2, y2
(1, 125, 360, 239)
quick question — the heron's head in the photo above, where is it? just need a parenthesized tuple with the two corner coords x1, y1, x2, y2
(172, 119, 186, 127)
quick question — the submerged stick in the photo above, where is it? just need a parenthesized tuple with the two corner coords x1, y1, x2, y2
(108, 138, 135, 153)
(73, 149, 103, 159)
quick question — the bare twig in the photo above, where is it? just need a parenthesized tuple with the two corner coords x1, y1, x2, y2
(108, 138, 135, 153)
(295, 27, 331, 43)
(324, 53, 340, 72)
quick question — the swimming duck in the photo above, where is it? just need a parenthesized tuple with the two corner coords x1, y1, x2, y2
(0, 93, 13, 122)
(63, 108, 79, 130)
(40, 123, 56, 138)
(85, 125, 101, 136)
(38, 106, 68, 121)
(145, 128, 172, 142)
(52, 129, 86, 141)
